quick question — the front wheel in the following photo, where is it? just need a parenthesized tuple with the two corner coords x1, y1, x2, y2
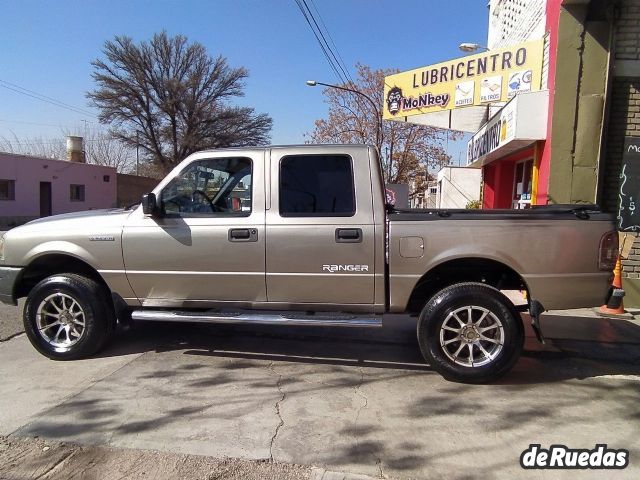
(417, 282, 524, 383)
(23, 273, 114, 360)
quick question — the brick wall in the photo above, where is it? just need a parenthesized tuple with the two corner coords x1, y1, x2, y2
(614, 0, 640, 61)
(621, 236, 640, 279)
(600, 1, 640, 282)
(116, 173, 159, 208)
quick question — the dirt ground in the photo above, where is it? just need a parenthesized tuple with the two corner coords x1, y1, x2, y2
(0, 435, 313, 480)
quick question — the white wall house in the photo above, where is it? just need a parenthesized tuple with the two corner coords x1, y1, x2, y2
(436, 167, 482, 209)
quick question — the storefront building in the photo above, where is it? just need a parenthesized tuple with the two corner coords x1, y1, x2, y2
(464, 0, 553, 209)
(384, 0, 640, 303)
(385, 0, 640, 213)
(482, 0, 640, 302)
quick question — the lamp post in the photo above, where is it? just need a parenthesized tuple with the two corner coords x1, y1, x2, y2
(306, 80, 382, 149)
(458, 43, 489, 53)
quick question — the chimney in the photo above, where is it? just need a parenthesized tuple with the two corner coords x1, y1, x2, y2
(66, 136, 85, 163)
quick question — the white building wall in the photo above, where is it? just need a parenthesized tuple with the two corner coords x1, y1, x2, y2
(487, 0, 546, 49)
(436, 167, 482, 209)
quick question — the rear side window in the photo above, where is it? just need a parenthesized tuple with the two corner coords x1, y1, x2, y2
(279, 155, 355, 217)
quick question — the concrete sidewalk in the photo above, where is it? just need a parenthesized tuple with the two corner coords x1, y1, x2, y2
(1, 314, 639, 479)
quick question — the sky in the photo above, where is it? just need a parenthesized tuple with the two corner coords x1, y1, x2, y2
(0, 0, 489, 166)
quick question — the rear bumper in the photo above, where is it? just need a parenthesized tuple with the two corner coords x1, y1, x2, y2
(0, 266, 22, 306)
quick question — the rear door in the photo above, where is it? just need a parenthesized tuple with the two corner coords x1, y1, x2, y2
(265, 147, 376, 309)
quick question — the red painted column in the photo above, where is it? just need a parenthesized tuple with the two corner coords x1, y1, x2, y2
(536, 0, 562, 205)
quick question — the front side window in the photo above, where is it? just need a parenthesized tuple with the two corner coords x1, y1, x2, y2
(70, 184, 85, 202)
(280, 155, 355, 217)
(0, 179, 15, 200)
(161, 157, 252, 217)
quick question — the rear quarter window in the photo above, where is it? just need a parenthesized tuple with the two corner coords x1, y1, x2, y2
(279, 154, 355, 217)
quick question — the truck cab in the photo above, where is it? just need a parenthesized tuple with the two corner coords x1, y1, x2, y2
(120, 145, 385, 312)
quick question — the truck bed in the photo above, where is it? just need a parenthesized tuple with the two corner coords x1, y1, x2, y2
(386, 204, 616, 312)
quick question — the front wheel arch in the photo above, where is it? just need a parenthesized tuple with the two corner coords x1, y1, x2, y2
(23, 273, 114, 360)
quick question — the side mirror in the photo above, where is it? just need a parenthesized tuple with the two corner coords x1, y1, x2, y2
(141, 193, 158, 216)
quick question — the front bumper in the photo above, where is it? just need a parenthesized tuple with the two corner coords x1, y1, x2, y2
(0, 267, 22, 305)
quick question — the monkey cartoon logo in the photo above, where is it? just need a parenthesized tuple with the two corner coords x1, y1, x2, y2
(386, 87, 403, 116)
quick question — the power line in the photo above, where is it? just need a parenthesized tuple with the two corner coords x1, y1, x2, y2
(301, 0, 352, 85)
(294, 0, 347, 84)
(307, 0, 354, 86)
(0, 118, 98, 129)
(0, 138, 123, 146)
(0, 78, 97, 118)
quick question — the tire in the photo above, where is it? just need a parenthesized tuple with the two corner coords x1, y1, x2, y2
(417, 282, 524, 384)
(23, 273, 114, 360)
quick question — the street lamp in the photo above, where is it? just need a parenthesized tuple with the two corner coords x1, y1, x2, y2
(458, 43, 489, 53)
(306, 80, 382, 149)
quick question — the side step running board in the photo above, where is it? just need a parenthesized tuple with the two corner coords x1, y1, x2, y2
(131, 310, 383, 328)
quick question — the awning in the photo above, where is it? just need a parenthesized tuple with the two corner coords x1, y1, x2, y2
(466, 90, 549, 167)
(393, 105, 489, 133)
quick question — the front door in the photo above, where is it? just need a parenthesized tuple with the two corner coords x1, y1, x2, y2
(122, 152, 266, 307)
(265, 148, 376, 309)
(39, 182, 52, 217)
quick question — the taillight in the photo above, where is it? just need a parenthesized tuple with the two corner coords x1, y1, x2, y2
(599, 231, 618, 271)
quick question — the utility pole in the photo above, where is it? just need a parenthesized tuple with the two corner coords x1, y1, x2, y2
(136, 131, 139, 176)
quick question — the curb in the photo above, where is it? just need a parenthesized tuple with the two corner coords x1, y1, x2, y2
(310, 467, 382, 480)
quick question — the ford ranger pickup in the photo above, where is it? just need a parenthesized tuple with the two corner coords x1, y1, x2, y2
(0, 145, 618, 382)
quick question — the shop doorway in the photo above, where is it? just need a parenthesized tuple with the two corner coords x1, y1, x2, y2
(512, 159, 533, 209)
(39, 182, 52, 217)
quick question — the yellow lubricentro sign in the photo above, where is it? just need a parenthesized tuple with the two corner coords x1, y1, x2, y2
(383, 39, 544, 120)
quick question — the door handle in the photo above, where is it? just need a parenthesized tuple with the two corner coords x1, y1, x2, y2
(228, 228, 258, 242)
(335, 228, 362, 243)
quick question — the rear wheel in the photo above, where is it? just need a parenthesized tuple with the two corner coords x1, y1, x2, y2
(417, 282, 524, 383)
(23, 273, 114, 360)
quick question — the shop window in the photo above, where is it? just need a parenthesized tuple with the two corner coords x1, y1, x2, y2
(0, 180, 15, 200)
(70, 184, 85, 202)
(512, 159, 533, 209)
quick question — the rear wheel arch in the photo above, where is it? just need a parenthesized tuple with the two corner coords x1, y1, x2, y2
(417, 282, 525, 383)
(405, 257, 531, 315)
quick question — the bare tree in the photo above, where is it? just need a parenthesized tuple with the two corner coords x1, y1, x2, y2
(307, 63, 458, 193)
(0, 129, 135, 173)
(87, 31, 273, 173)
(82, 127, 135, 173)
(0, 133, 65, 159)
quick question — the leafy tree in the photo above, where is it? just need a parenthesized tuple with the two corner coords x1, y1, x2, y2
(307, 64, 457, 193)
(88, 31, 272, 173)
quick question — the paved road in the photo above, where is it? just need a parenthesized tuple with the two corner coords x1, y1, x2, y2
(1, 309, 639, 479)
(0, 299, 24, 341)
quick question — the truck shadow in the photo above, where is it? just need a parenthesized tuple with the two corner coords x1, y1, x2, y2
(96, 314, 640, 385)
(17, 316, 640, 478)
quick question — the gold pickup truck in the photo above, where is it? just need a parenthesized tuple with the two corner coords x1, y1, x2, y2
(0, 145, 618, 383)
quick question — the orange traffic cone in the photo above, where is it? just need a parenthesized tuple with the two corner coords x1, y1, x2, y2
(599, 256, 626, 315)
